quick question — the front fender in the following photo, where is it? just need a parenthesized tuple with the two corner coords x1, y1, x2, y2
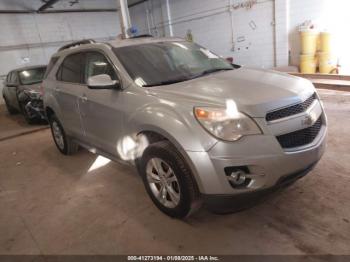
(126, 103, 218, 193)
(17, 90, 30, 103)
(127, 103, 217, 152)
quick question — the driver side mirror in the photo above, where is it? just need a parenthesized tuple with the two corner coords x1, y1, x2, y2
(87, 74, 119, 89)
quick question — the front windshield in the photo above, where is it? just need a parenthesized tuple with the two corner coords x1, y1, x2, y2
(113, 41, 233, 87)
(19, 67, 46, 85)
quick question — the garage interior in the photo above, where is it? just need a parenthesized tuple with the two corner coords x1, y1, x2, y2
(0, 0, 349, 257)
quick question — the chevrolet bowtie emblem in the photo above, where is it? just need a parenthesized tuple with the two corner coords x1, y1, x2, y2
(302, 113, 317, 127)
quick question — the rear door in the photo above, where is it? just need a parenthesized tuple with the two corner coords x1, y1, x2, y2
(55, 52, 85, 137)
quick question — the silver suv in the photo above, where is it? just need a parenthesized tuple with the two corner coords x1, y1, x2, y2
(43, 37, 327, 218)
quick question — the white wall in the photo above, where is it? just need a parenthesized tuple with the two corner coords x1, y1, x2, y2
(130, 0, 166, 37)
(131, 0, 350, 70)
(0, 12, 120, 74)
(0, 11, 121, 104)
(1, 0, 348, 105)
(133, 0, 282, 68)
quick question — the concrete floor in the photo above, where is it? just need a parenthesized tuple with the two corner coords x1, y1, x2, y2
(0, 89, 349, 255)
(0, 106, 47, 142)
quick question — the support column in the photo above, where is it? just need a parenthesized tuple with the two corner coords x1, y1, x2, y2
(118, 0, 132, 38)
(274, 0, 289, 67)
(165, 0, 174, 37)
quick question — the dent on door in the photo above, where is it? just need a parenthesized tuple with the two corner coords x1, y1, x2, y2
(79, 89, 124, 156)
(56, 83, 85, 137)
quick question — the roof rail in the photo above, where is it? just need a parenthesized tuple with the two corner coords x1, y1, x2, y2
(58, 39, 96, 52)
(130, 34, 154, 39)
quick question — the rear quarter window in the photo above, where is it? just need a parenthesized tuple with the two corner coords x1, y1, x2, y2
(44, 57, 59, 79)
(11, 72, 18, 84)
(6, 72, 12, 83)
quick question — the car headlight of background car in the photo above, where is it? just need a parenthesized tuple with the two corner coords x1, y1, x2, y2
(194, 101, 261, 141)
(24, 90, 42, 100)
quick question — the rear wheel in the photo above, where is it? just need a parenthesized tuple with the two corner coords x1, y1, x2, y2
(139, 141, 201, 218)
(49, 114, 79, 155)
(4, 96, 17, 115)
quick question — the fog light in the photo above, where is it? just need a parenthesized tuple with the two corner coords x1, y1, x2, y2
(224, 166, 251, 189)
(228, 170, 247, 186)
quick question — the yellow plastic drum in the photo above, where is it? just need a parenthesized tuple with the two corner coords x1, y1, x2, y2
(300, 31, 318, 54)
(320, 32, 331, 53)
(300, 54, 317, 74)
(318, 52, 334, 74)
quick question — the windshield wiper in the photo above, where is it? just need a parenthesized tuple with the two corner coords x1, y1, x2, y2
(142, 68, 233, 87)
(143, 78, 190, 87)
(190, 68, 233, 80)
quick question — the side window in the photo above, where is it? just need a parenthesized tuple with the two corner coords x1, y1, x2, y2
(11, 72, 18, 84)
(6, 72, 12, 84)
(85, 52, 118, 82)
(59, 53, 84, 83)
(56, 64, 63, 81)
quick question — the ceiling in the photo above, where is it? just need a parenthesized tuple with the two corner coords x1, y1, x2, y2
(0, 0, 146, 12)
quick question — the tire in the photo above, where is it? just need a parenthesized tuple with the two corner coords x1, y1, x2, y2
(4, 96, 17, 115)
(49, 114, 79, 155)
(20, 102, 35, 124)
(139, 141, 201, 218)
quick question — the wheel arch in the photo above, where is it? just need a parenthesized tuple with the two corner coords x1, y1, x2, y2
(45, 106, 55, 120)
(136, 126, 206, 193)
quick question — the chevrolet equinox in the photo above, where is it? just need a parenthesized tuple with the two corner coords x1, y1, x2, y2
(43, 36, 327, 218)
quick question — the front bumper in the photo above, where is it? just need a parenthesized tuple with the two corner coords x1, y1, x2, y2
(186, 120, 327, 196)
(202, 163, 316, 213)
(25, 99, 46, 120)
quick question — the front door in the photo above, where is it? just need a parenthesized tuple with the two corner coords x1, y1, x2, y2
(79, 51, 125, 156)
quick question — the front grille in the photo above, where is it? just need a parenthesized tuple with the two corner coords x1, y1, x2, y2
(266, 93, 317, 122)
(276, 117, 323, 149)
(32, 100, 43, 108)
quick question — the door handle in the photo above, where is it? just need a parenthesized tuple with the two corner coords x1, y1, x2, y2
(80, 95, 88, 103)
(54, 87, 60, 93)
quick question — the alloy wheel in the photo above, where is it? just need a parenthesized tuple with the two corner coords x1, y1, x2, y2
(146, 158, 181, 208)
(52, 121, 65, 150)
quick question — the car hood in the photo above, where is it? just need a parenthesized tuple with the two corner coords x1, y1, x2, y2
(148, 67, 316, 118)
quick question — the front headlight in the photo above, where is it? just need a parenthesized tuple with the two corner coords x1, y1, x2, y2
(24, 90, 41, 100)
(194, 102, 261, 141)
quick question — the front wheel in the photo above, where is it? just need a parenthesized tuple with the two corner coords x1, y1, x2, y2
(4, 96, 17, 115)
(49, 115, 79, 155)
(139, 141, 201, 218)
(20, 102, 35, 124)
